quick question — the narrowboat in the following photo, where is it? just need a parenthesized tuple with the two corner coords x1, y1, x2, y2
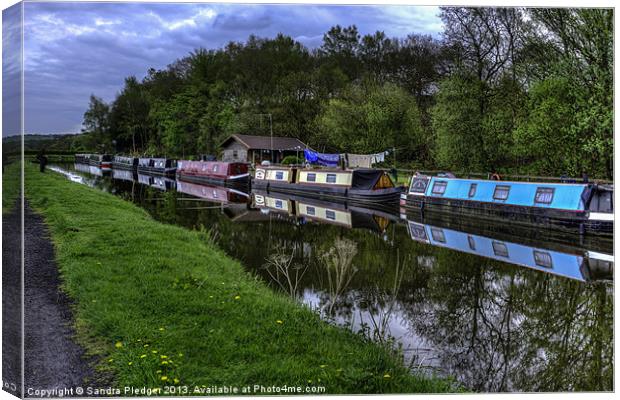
(404, 218, 613, 282)
(251, 190, 398, 233)
(252, 166, 403, 205)
(75, 154, 112, 169)
(176, 160, 249, 186)
(137, 157, 177, 176)
(112, 155, 138, 171)
(401, 173, 613, 235)
(176, 180, 250, 204)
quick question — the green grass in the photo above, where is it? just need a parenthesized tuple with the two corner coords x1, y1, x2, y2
(3, 161, 21, 214)
(23, 164, 458, 394)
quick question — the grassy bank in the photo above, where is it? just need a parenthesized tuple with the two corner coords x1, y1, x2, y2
(22, 164, 457, 394)
(3, 161, 20, 214)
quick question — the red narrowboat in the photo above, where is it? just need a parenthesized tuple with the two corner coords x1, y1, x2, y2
(176, 160, 250, 186)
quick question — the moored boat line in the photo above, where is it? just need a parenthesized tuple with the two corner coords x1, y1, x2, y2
(400, 172, 613, 236)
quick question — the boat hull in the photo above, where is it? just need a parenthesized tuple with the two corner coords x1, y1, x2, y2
(112, 162, 137, 171)
(402, 195, 613, 236)
(177, 172, 249, 188)
(137, 166, 176, 176)
(252, 179, 403, 205)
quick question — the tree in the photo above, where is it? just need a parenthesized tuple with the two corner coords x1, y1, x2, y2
(82, 94, 110, 150)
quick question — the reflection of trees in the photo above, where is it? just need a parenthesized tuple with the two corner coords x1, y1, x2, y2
(402, 248, 613, 392)
(262, 247, 308, 300)
(357, 252, 407, 347)
(319, 237, 359, 316)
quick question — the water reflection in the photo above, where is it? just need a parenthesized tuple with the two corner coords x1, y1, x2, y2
(53, 163, 614, 392)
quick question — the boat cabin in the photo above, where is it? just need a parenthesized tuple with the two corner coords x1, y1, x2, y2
(255, 167, 395, 190)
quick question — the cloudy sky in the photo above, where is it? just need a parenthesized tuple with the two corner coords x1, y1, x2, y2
(4, 1, 443, 136)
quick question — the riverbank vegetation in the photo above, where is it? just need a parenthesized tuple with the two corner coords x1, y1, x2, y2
(73, 8, 611, 179)
(21, 163, 457, 393)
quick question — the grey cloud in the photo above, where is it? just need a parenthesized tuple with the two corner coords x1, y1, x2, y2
(18, 2, 442, 134)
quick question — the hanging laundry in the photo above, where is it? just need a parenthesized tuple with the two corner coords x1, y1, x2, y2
(304, 149, 340, 167)
(346, 154, 373, 168)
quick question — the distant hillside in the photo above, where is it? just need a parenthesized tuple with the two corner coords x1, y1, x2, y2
(3, 133, 96, 154)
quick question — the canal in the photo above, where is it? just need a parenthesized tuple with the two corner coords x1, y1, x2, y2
(49, 164, 614, 392)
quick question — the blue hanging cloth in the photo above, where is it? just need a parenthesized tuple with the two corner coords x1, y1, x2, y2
(304, 149, 339, 167)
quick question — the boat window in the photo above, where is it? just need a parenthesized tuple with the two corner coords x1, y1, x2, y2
(307, 173, 316, 182)
(534, 187, 554, 204)
(533, 251, 553, 268)
(212, 190, 218, 198)
(275, 171, 284, 180)
(275, 200, 283, 209)
(467, 235, 476, 250)
(469, 183, 477, 198)
(409, 177, 428, 193)
(409, 223, 428, 241)
(233, 150, 238, 158)
(326, 174, 337, 183)
(492, 241, 509, 257)
(326, 210, 336, 220)
(213, 165, 219, 172)
(431, 181, 447, 195)
(493, 185, 510, 200)
(306, 206, 315, 216)
(430, 227, 446, 243)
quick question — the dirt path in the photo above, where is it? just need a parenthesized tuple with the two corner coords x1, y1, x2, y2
(3, 201, 96, 396)
(2, 200, 23, 397)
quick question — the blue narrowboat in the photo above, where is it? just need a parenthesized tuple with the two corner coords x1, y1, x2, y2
(401, 173, 613, 235)
(404, 219, 613, 282)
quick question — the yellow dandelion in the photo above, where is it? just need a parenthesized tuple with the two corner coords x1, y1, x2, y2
(160, 355, 168, 359)
(159, 327, 165, 331)
(174, 378, 180, 384)
(209, 295, 214, 298)
(161, 376, 168, 381)
(234, 295, 241, 300)
(320, 365, 327, 368)
(107, 358, 113, 363)
(115, 341, 123, 349)
(383, 374, 391, 379)
(152, 350, 158, 354)
(140, 354, 147, 359)
(128, 362, 133, 366)
(143, 344, 149, 348)
(161, 361, 169, 365)
(156, 370, 162, 374)
(276, 320, 283, 324)
(137, 339, 142, 342)
(178, 353, 184, 357)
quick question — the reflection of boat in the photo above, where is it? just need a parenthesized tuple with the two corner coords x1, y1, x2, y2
(151, 175, 176, 191)
(112, 156, 138, 171)
(403, 216, 613, 282)
(251, 190, 398, 233)
(112, 168, 137, 182)
(401, 173, 613, 236)
(177, 161, 249, 186)
(176, 180, 249, 204)
(74, 163, 107, 177)
(137, 157, 177, 176)
(252, 166, 403, 205)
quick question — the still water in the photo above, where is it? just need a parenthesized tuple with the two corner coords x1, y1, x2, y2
(51, 164, 614, 392)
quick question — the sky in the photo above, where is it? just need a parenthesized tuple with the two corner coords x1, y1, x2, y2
(4, 1, 444, 136)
